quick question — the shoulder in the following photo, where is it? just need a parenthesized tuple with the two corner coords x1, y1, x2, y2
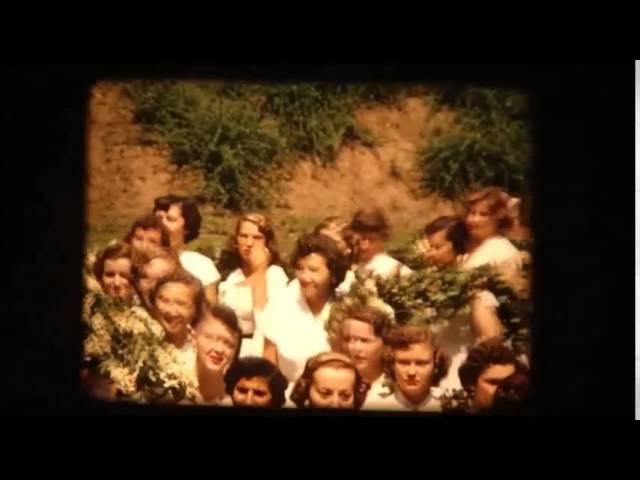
(480, 237, 520, 257)
(267, 265, 289, 284)
(179, 251, 221, 285)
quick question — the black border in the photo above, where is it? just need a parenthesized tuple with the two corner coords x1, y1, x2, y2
(4, 61, 634, 417)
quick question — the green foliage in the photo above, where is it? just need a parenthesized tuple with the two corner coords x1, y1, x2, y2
(125, 81, 398, 210)
(418, 87, 532, 200)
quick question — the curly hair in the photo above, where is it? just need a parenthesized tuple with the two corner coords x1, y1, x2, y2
(93, 241, 133, 283)
(326, 291, 395, 352)
(123, 212, 171, 248)
(224, 356, 288, 408)
(465, 187, 514, 234)
(458, 338, 529, 394)
(221, 213, 282, 274)
(150, 269, 204, 327)
(290, 352, 370, 409)
(383, 326, 450, 387)
(290, 233, 349, 292)
(423, 215, 469, 255)
(153, 194, 202, 243)
(131, 245, 179, 283)
(349, 207, 391, 240)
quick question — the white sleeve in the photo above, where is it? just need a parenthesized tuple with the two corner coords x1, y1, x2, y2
(266, 266, 290, 301)
(475, 290, 499, 309)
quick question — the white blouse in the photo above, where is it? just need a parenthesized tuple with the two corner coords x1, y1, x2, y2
(358, 252, 413, 280)
(262, 287, 333, 382)
(179, 251, 221, 287)
(219, 265, 289, 358)
(377, 387, 443, 412)
(459, 236, 522, 272)
(361, 375, 394, 410)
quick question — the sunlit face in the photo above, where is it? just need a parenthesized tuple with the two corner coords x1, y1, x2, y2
(393, 342, 435, 402)
(356, 232, 385, 264)
(130, 227, 163, 253)
(232, 377, 272, 407)
(154, 282, 196, 339)
(237, 221, 267, 262)
(296, 253, 332, 304)
(308, 366, 356, 409)
(474, 363, 516, 410)
(101, 258, 134, 300)
(465, 200, 499, 242)
(425, 229, 456, 267)
(139, 258, 176, 305)
(342, 319, 384, 379)
(156, 204, 186, 247)
(193, 314, 240, 374)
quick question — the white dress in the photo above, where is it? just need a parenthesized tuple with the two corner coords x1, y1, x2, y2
(179, 251, 221, 287)
(219, 265, 289, 358)
(262, 288, 333, 382)
(358, 252, 413, 280)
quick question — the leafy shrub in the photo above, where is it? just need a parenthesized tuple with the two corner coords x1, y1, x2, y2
(418, 87, 532, 200)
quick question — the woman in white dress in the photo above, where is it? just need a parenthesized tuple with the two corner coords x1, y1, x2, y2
(154, 194, 221, 305)
(349, 207, 412, 280)
(217, 213, 289, 358)
(459, 187, 522, 273)
(289, 352, 369, 410)
(188, 304, 242, 406)
(379, 326, 450, 412)
(261, 233, 350, 382)
(329, 303, 394, 410)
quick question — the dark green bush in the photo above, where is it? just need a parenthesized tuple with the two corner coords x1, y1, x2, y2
(418, 87, 532, 200)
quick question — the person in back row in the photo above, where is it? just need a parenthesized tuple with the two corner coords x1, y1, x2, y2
(218, 213, 288, 358)
(350, 207, 412, 280)
(154, 194, 220, 305)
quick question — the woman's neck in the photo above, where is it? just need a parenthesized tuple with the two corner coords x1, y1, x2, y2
(196, 361, 226, 402)
(306, 292, 330, 317)
(172, 237, 185, 252)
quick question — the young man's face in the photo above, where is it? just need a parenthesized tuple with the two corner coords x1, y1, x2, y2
(474, 363, 516, 410)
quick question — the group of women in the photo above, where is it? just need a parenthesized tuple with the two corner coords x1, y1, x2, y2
(84, 187, 531, 413)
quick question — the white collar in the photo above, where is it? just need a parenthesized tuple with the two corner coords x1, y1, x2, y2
(394, 387, 442, 411)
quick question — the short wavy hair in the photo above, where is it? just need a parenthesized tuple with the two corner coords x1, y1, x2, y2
(465, 187, 514, 234)
(124, 212, 171, 248)
(458, 338, 529, 394)
(422, 215, 468, 255)
(383, 326, 450, 387)
(290, 352, 369, 410)
(290, 233, 349, 292)
(153, 194, 202, 243)
(195, 303, 243, 362)
(326, 294, 394, 352)
(93, 241, 133, 283)
(224, 356, 288, 408)
(150, 269, 204, 327)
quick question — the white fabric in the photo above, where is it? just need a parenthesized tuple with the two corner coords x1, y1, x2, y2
(179, 251, 221, 287)
(218, 265, 289, 342)
(262, 288, 333, 382)
(377, 387, 443, 412)
(459, 236, 522, 272)
(358, 252, 413, 280)
(362, 375, 394, 410)
(438, 346, 468, 391)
